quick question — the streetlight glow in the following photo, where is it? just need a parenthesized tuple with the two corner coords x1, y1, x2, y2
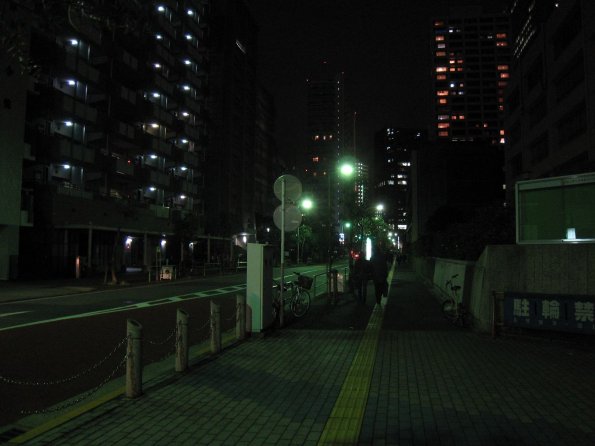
(340, 163, 354, 177)
(301, 198, 313, 210)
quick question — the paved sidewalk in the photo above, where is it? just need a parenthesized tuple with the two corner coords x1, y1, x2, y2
(7, 269, 595, 445)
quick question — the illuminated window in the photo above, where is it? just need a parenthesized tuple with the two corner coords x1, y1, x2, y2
(499, 105, 504, 111)
(438, 114, 449, 120)
(497, 65, 509, 71)
(449, 59, 456, 64)
(436, 67, 447, 72)
(436, 74, 446, 80)
(438, 131, 449, 137)
(457, 59, 463, 64)
(435, 35, 445, 41)
(437, 43, 446, 49)
(437, 123, 450, 129)
(496, 41, 508, 47)
(451, 115, 457, 120)
(312, 156, 319, 163)
(459, 115, 465, 120)
(438, 98, 448, 104)
(500, 129, 505, 136)
(500, 138, 506, 144)
(500, 73, 509, 79)
(434, 20, 444, 27)
(437, 90, 449, 96)
(449, 68, 456, 72)
(496, 33, 507, 39)
(436, 51, 446, 57)
(498, 81, 508, 87)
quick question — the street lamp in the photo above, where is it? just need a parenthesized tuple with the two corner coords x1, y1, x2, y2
(327, 161, 354, 273)
(297, 198, 313, 265)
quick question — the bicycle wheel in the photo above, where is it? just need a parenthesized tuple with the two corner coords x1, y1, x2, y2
(291, 289, 311, 317)
(442, 299, 457, 321)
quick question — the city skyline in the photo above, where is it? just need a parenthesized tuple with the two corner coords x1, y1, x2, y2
(246, 0, 510, 164)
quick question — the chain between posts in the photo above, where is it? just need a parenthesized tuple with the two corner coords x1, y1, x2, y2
(0, 335, 128, 387)
(19, 353, 128, 415)
(146, 326, 177, 346)
(221, 302, 240, 323)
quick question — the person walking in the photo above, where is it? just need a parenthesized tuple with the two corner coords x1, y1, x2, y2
(370, 244, 389, 305)
(351, 254, 371, 304)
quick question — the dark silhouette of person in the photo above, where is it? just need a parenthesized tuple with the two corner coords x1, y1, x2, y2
(351, 255, 371, 304)
(370, 244, 389, 305)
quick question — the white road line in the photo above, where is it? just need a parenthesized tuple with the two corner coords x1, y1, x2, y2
(0, 311, 31, 318)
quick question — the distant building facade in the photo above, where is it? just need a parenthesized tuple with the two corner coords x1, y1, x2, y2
(431, 6, 510, 145)
(504, 0, 595, 203)
(373, 128, 423, 234)
(302, 70, 352, 243)
(207, 0, 258, 239)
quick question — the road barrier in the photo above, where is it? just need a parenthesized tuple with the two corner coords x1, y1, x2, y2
(0, 295, 249, 420)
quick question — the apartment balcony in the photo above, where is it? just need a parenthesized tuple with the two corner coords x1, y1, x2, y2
(156, 45, 177, 68)
(112, 156, 135, 177)
(171, 176, 199, 196)
(147, 134, 173, 158)
(136, 165, 171, 189)
(64, 53, 101, 85)
(179, 95, 202, 116)
(155, 14, 176, 40)
(142, 102, 174, 127)
(50, 137, 96, 165)
(32, 87, 98, 125)
(151, 72, 175, 98)
(183, 123, 202, 142)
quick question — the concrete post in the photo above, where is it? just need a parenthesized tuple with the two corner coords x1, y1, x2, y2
(175, 309, 189, 372)
(236, 294, 246, 340)
(126, 319, 143, 398)
(210, 300, 221, 353)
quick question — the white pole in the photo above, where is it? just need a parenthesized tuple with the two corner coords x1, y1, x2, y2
(279, 177, 285, 327)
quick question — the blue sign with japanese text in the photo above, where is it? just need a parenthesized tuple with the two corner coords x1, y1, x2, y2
(504, 292, 595, 334)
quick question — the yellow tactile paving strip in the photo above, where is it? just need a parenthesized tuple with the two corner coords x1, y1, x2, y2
(318, 266, 393, 445)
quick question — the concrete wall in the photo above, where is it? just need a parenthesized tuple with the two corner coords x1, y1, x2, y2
(413, 244, 595, 333)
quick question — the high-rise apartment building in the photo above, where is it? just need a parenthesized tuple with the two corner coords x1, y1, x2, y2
(432, 7, 510, 144)
(504, 0, 595, 202)
(207, 0, 258, 239)
(303, 71, 349, 231)
(0, 1, 210, 279)
(373, 128, 422, 233)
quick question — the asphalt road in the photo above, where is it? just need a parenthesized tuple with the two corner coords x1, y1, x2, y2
(0, 264, 331, 427)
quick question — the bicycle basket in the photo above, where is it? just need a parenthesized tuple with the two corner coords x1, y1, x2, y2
(297, 275, 313, 290)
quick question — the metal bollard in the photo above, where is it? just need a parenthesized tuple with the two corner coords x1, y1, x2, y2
(126, 319, 143, 398)
(210, 300, 221, 354)
(175, 309, 189, 372)
(236, 294, 246, 340)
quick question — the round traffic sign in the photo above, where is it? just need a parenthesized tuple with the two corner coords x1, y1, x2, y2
(273, 205, 302, 232)
(273, 175, 302, 202)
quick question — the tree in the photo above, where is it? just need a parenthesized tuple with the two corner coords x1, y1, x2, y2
(295, 223, 313, 264)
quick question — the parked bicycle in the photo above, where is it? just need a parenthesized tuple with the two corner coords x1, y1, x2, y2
(272, 272, 313, 319)
(442, 274, 468, 327)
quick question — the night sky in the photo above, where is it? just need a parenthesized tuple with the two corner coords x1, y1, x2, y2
(246, 0, 509, 164)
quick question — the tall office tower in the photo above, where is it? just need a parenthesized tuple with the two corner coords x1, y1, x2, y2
(373, 128, 422, 234)
(253, 85, 278, 242)
(0, 1, 210, 279)
(354, 162, 369, 208)
(207, 0, 258, 239)
(504, 0, 595, 202)
(432, 6, 510, 144)
(303, 70, 349, 233)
